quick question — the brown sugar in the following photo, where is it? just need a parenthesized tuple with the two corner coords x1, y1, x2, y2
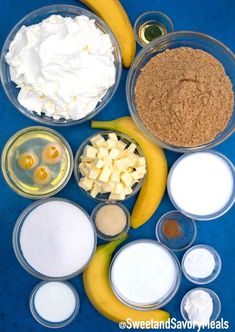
(135, 47, 234, 147)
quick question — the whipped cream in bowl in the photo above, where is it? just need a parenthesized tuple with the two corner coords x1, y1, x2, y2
(0, 5, 122, 125)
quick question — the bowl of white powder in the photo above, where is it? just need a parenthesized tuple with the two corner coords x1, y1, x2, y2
(0, 5, 122, 125)
(12, 198, 97, 280)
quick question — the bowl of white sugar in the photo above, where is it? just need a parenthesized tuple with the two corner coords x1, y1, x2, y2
(0, 5, 122, 126)
(13, 198, 97, 280)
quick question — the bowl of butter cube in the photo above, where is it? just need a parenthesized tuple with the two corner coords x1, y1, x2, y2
(74, 131, 147, 202)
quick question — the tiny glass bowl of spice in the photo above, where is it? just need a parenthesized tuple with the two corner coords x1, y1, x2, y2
(74, 131, 147, 202)
(181, 244, 222, 284)
(91, 202, 130, 241)
(180, 288, 221, 327)
(156, 210, 197, 252)
(134, 11, 174, 47)
(1, 126, 73, 199)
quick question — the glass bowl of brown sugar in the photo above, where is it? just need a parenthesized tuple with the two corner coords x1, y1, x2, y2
(126, 31, 235, 152)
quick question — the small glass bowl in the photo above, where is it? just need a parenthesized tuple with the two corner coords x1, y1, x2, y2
(12, 198, 97, 281)
(29, 281, 80, 328)
(134, 11, 174, 47)
(91, 202, 131, 241)
(182, 244, 222, 284)
(180, 288, 221, 325)
(156, 210, 197, 252)
(0, 5, 122, 126)
(126, 31, 235, 152)
(167, 150, 235, 221)
(110, 239, 182, 310)
(74, 130, 146, 202)
(1, 126, 74, 199)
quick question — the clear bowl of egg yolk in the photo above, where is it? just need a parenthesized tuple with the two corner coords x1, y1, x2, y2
(1, 127, 73, 199)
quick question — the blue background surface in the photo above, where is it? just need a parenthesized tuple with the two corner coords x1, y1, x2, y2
(0, 0, 235, 331)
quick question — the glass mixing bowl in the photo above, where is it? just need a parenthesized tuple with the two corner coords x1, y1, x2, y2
(126, 31, 235, 152)
(0, 5, 122, 126)
(74, 130, 146, 202)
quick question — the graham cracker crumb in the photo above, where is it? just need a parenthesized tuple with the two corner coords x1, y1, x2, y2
(134, 47, 234, 147)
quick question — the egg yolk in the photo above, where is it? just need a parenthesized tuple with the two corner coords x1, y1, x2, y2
(42, 143, 63, 164)
(18, 152, 39, 170)
(33, 166, 52, 185)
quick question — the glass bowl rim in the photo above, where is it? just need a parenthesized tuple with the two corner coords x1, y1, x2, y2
(109, 239, 182, 310)
(29, 280, 80, 328)
(91, 201, 131, 241)
(0, 4, 122, 126)
(74, 130, 146, 202)
(12, 197, 97, 280)
(1, 126, 74, 199)
(155, 210, 197, 252)
(167, 150, 235, 220)
(181, 244, 222, 284)
(180, 287, 221, 325)
(126, 30, 235, 152)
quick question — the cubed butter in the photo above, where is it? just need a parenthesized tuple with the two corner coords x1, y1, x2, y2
(114, 183, 124, 194)
(109, 192, 126, 201)
(115, 158, 134, 170)
(127, 143, 137, 153)
(111, 170, 120, 183)
(90, 135, 106, 148)
(108, 133, 118, 141)
(89, 167, 100, 180)
(98, 166, 111, 183)
(135, 166, 146, 174)
(79, 177, 93, 191)
(137, 157, 146, 166)
(120, 171, 133, 187)
(97, 147, 109, 159)
(83, 145, 97, 160)
(109, 148, 120, 159)
(106, 138, 117, 150)
(92, 158, 104, 169)
(116, 141, 127, 150)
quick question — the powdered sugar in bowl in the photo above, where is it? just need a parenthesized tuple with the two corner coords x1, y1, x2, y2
(0, 5, 122, 126)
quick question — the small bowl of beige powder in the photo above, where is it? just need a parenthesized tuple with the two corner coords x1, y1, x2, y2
(91, 202, 130, 241)
(127, 31, 235, 152)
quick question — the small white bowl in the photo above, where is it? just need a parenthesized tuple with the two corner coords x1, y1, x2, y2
(180, 288, 221, 325)
(181, 244, 222, 284)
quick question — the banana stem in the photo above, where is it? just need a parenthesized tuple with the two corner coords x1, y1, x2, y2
(91, 120, 117, 130)
(105, 234, 128, 251)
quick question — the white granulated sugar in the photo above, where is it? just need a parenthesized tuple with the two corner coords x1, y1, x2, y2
(184, 248, 215, 279)
(6, 15, 116, 120)
(20, 200, 95, 278)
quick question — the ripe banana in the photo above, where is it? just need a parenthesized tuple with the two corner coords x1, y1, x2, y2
(83, 236, 170, 323)
(79, 0, 136, 68)
(91, 117, 168, 228)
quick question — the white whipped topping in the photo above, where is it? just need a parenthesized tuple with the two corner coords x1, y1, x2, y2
(184, 290, 213, 326)
(6, 15, 116, 120)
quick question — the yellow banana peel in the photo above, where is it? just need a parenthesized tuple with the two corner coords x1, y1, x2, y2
(91, 117, 168, 228)
(83, 236, 170, 323)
